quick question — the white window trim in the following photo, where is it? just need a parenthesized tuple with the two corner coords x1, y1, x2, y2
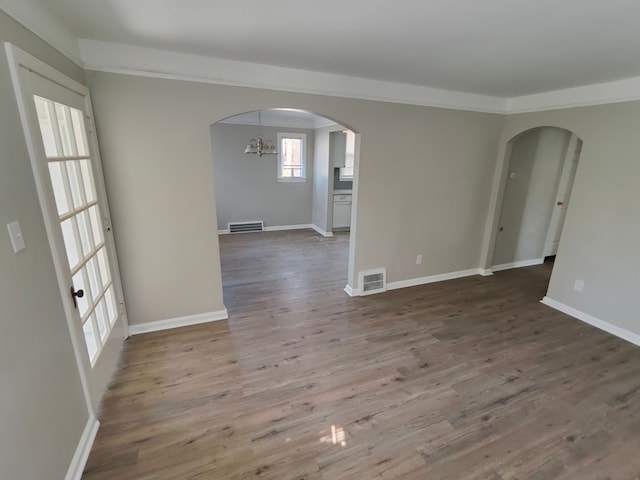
(339, 168, 354, 182)
(277, 132, 307, 182)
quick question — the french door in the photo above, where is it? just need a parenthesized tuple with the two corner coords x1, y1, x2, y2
(6, 45, 127, 414)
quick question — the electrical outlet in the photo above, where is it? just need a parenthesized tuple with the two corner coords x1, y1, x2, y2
(574, 279, 584, 292)
(416, 254, 422, 265)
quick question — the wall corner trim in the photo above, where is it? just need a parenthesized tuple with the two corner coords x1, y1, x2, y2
(65, 415, 99, 480)
(479, 268, 494, 276)
(311, 224, 334, 237)
(129, 308, 229, 335)
(541, 296, 640, 348)
(386, 268, 481, 291)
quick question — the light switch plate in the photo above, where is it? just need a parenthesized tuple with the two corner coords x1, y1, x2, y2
(7, 221, 26, 253)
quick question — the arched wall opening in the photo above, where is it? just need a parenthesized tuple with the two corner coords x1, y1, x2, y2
(209, 108, 362, 314)
(482, 125, 584, 297)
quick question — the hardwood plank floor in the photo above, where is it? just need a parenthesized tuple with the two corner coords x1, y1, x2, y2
(83, 230, 640, 479)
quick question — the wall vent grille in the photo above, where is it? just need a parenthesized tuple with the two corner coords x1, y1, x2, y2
(228, 221, 264, 233)
(359, 268, 387, 295)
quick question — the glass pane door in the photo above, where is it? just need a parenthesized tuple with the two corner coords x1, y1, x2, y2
(34, 95, 118, 365)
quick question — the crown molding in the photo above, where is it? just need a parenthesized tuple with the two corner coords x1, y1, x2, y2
(78, 39, 507, 114)
(506, 76, 640, 114)
(80, 40, 640, 115)
(5, 2, 640, 117)
(0, 0, 82, 65)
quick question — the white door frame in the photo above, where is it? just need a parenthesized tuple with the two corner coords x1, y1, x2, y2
(543, 134, 581, 257)
(5, 43, 129, 416)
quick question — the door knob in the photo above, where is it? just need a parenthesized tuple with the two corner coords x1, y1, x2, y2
(70, 286, 84, 309)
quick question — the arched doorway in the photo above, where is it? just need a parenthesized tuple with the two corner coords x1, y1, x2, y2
(486, 126, 583, 294)
(210, 108, 361, 315)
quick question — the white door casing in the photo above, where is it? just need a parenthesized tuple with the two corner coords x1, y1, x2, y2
(5, 44, 128, 415)
(544, 134, 582, 257)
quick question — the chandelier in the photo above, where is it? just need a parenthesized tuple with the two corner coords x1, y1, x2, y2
(244, 111, 278, 156)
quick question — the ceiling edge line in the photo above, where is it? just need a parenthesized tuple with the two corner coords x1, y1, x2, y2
(84, 64, 507, 114)
(78, 39, 507, 114)
(505, 78, 640, 114)
(5, 6, 640, 115)
(0, 2, 83, 66)
(79, 39, 640, 115)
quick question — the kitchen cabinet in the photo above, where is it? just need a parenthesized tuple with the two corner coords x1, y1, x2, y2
(330, 131, 347, 168)
(333, 194, 352, 228)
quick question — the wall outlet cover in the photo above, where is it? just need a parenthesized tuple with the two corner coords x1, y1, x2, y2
(7, 221, 26, 253)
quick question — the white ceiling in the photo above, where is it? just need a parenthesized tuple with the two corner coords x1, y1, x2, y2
(3, 0, 640, 100)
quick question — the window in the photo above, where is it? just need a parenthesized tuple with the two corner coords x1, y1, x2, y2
(277, 132, 306, 182)
(340, 130, 355, 181)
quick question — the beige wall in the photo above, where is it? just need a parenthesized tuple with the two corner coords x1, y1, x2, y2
(484, 102, 640, 335)
(0, 10, 89, 480)
(86, 71, 505, 323)
(211, 123, 315, 229)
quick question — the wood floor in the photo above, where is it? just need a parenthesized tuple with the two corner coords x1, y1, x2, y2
(83, 230, 640, 480)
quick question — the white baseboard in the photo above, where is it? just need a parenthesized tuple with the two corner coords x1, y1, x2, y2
(479, 268, 494, 276)
(218, 224, 314, 234)
(264, 224, 312, 232)
(129, 308, 229, 335)
(311, 224, 334, 237)
(345, 268, 482, 297)
(492, 258, 544, 272)
(65, 415, 99, 480)
(387, 268, 481, 291)
(541, 296, 640, 347)
(344, 285, 359, 296)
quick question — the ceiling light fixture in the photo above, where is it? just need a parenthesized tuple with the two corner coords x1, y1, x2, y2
(244, 111, 277, 156)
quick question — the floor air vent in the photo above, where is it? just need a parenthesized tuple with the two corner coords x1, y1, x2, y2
(359, 268, 386, 295)
(228, 221, 264, 233)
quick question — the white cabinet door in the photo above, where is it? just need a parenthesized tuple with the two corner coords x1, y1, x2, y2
(333, 201, 352, 228)
(331, 131, 347, 167)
